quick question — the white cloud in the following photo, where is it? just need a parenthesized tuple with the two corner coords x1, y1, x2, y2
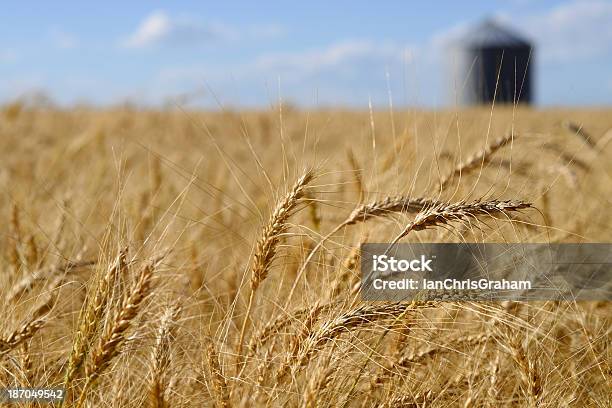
(253, 40, 413, 79)
(152, 40, 426, 107)
(496, 0, 612, 62)
(123, 10, 282, 49)
(123, 11, 214, 48)
(430, 1, 612, 63)
(156, 40, 415, 88)
(155, 0, 612, 107)
(425, 1, 612, 105)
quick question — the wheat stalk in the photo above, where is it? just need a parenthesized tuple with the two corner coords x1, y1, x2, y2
(327, 244, 361, 300)
(440, 133, 515, 189)
(63, 248, 128, 392)
(506, 339, 542, 407)
(148, 303, 182, 408)
(381, 390, 435, 408)
(486, 350, 501, 406)
(595, 127, 612, 151)
(306, 192, 322, 232)
(7, 203, 23, 272)
(286, 197, 435, 307)
(373, 333, 491, 390)
(380, 366, 470, 408)
(562, 120, 596, 149)
(391, 199, 532, 243)
(20, 341, 33, 384)
(301, 353, 335, 408)
(250, 170, 315, 290)
(246, 302, 335, 359)
(8, 259, 95, 303)
(236, 170, 315, 367)
(0, 319, 46, 357)
(344, 197, 435, 226)
(253, 347, 275, 404)
(1, 282, 58, 357)
(297, 302, 438, 369)
(346, 148, 365, 202)
(206, 340, 231, 408)
(275, 302, 323, 383)
(75, 262, 155, 408)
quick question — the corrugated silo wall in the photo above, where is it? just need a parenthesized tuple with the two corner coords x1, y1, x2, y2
(453, 46, 533, 105)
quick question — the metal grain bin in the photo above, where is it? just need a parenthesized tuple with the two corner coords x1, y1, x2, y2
(450, 19, 534, 105)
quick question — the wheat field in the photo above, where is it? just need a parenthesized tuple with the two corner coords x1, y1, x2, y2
(0, 103, 610, 407)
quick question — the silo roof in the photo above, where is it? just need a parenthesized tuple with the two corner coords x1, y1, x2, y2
(459, 19, 531, 48)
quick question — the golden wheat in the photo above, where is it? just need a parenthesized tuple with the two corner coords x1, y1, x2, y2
(0, 106, 609, 407)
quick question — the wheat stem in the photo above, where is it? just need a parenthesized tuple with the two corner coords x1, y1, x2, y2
(236, 170, 314, 370)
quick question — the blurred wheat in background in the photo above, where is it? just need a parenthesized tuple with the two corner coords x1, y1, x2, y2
(0, 103, 610, 406)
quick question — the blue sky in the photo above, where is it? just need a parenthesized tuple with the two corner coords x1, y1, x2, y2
(1, 0, 611, 107)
